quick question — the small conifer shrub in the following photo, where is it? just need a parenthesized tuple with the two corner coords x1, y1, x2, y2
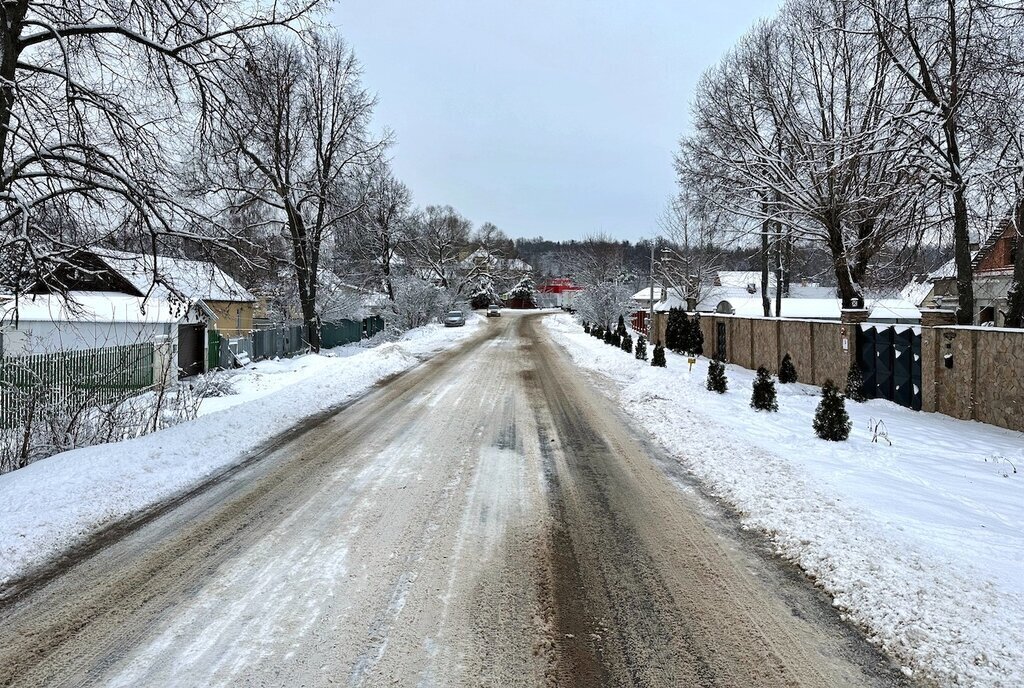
(635, 335, 648, 361)
(750, 366, 778, 411)
(813, 380, 852, 441)
(621, 333, 633, 354)
(706, 357, 728, 393)
(845, 362, 867, 402)
(652, 343, 667, 367)
(779, 353, 798, 384)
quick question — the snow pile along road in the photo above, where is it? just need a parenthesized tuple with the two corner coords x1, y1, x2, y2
(0, 317, 484, 589)
(545, 314, 1024, 688)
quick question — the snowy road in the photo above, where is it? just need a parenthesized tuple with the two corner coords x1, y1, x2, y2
(0, 313, 910, 687)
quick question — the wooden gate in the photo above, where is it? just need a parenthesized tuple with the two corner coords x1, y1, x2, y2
(857, 324, 922, 410)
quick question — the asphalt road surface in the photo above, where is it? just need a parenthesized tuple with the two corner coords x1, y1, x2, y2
(0, 313, 912, 687)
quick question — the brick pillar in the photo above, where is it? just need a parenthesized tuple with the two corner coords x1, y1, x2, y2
(840, 308, 870, 325)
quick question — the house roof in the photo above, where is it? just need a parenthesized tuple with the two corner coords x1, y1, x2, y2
(1, 291, 187, 325)
(93, 249, 256, 304)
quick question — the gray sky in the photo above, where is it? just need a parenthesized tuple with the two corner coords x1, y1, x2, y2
(331, 1, 781, 242)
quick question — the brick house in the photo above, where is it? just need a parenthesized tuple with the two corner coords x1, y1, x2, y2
(973, 221, 1020, 326)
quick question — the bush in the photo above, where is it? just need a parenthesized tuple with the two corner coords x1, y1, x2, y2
(687, 312, 705, 355)
(610, 331, 622, 347)
(706, 357, 728, 393)
(845, 362, 867, 402)
(621, 333, 633, 354)
(592, 325, 603, 340)
(665, 308, 687, 353)
(750, 366, 778, 411)
(583, 321, 591, 334)
(635, 335, 648, 361)
(603, 329, 612, 344)
(616, 314, 628, 338)
(779, 353, 798, 383)
(813, 380, 852, 441)
(651, 343, 667, 367)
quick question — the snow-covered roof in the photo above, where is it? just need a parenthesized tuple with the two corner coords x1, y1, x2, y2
(698, 295, 920, 321)
(94, 249, 256, 304)
(716, 271, 776, 290)
(1, 291, 186, 325)
(460, 248, 533, 273)
(632, 285, 673, 301)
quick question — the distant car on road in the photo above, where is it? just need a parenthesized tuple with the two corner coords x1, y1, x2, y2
(443, 310, 466, 327)
(486, 305, 501, 317)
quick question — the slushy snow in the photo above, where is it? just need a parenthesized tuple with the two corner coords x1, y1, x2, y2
(545, 313, 1023, 688)
(0, 317, 483, 589)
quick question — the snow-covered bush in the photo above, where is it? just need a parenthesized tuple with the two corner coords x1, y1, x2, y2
(845, 362, 867, 402)
(191, 371, 237, 398)
(635, 335, 648, 361)
(652, 343, 667, 367)
(750, 366, 778, 411)
(706, 357, 728, 393)
(387, 276, 448, 331)
(813, 380, 852, 441)
(779, 353, 798, 383)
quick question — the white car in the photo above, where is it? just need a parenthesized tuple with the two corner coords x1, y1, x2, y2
(486, 305, 501, 317)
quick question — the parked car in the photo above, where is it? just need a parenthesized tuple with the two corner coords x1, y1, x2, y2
(486, 305, 501, 317)
(443, 310, 466, 327)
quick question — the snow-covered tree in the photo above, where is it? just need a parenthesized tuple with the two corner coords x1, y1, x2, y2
(574, 281, 634, 331)
(635, 335, 648, 361)
(779, 353, 798, 384)
(651, 343, 667, 367)
(706, 358, 728, 393)
(0, 0, 318, 298)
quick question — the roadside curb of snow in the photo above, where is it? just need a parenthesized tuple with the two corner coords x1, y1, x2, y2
(544, 314, 1022, 688)
(0, 316, 485, 597)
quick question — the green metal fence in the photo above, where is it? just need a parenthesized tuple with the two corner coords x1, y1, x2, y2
(0, 343, 155, 427)
(320, 320, 362, 349)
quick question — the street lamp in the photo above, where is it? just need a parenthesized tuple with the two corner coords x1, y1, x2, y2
(648, 244, 670, 342)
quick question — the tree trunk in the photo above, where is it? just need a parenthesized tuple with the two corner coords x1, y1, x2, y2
(0, 1, 27, 183)
(1005, 200, 1024, 328)
(951, 183, 975, 325)
(774, 219, 783, 318)
(761, 210, 771, 317)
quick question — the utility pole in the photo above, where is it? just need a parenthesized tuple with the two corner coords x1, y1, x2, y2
(649, 240, 656, 341)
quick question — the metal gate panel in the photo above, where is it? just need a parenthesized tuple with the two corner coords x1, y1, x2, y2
(858, 326, 878, 399)
(716, 322, 727, 361)
(855, 323, 922, 411)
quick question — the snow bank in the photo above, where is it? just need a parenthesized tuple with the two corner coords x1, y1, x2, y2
(0, 317, 483, 589)
(545, 314, 1023, 687)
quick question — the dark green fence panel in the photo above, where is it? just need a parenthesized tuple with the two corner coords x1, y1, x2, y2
(207, 330, 221, 371)
(363, 315, 385, 338)
(320, 320, 362, 349)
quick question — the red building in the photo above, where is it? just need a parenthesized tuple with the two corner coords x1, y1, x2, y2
(538, 278, 584, 310)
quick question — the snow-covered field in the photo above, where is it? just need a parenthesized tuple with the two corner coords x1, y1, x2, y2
(545, 313, 1023, 688)
(0, 317, 483, 589)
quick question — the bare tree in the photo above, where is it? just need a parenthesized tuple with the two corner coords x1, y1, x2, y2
(864, 0, 1007, 323)
(199, 31, 385, 350)
(405, 204, 473, 292)
(0, 0, 317, 298)
(657, 194, 725, 308)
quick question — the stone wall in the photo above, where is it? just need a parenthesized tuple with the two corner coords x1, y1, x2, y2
(701, 314, 852, 385)
(642, 311, 1024, 432)
(923, 326, 1024, 432)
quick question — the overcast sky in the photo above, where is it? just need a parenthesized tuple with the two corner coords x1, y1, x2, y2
(331, 1, 781, 242)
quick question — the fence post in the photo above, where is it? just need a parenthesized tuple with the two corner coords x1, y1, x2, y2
(153, 335, 177, 389)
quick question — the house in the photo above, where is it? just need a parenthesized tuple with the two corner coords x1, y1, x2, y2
(1, 248, 253, 377)
(0, 292, 203, 363)
(974, 222, 1020, 325)
(92, 249, 256, 337)
(537, 277, 584, 309)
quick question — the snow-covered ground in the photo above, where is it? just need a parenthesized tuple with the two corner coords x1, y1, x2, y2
(545, 314, 1023, 688)
(0, 317, 483, 589)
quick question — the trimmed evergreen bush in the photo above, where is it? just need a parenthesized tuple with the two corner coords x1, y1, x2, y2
(845, 362, 867, 402)
(688, 312, 705, 355)
(779, 353, 798, 383)
(610, 331, 621, 347)
(665, 308, 688, 353)
(621, 333, 633, 354)
(603, 329, 612, 344)
(616, 314, 628, 338)
(635, 335, 648, 361)
(706, 357, 728, 393)
(592, 325, 603, 340)
(750, 366, 778, 411)
(651, 343, 667, 367)
(813, 380, 852, 441)
(583, 321, 590, 334)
